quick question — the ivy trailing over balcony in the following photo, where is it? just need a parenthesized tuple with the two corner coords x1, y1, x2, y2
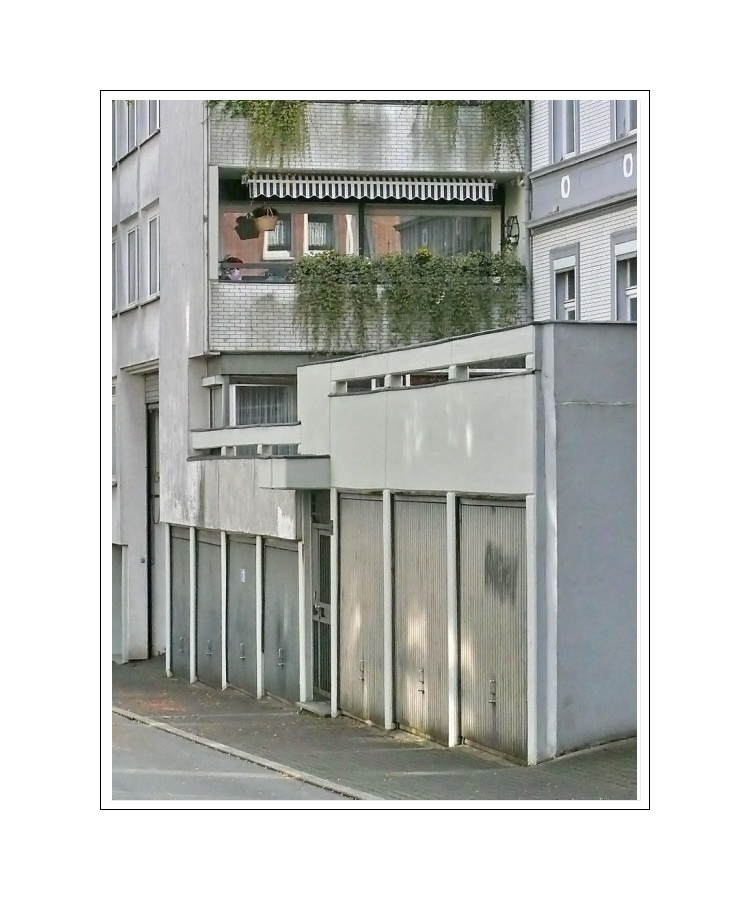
(206, 100, 309, 165)
(207, 99, 525, 167)
(290, 249, 527, 353)
(421, 100, 525, 165)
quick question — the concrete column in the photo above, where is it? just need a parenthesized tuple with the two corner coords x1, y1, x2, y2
(165, 524, 172, 676)
(330, 488, 339, 717)
(189, 527, 197, 683)
(446, 492, 459, 747)
(256, 537, 264, 697)
(221, 531, 228, 689)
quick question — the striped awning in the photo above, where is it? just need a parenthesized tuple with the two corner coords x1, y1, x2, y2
(241, 173, 495, 202)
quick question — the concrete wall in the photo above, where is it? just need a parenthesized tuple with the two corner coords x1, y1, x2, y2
(549, 324, 637, 752)
(209, 102, 524, 174)
(111, 101, 162, 661)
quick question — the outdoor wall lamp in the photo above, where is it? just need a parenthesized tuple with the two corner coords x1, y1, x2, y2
(504, 215, 520, 247)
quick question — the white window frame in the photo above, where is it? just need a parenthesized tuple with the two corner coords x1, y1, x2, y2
(262, 213, 293, 260)
(551, 244, 580, 320)
(303, 212, 337, 255)
(148, 100, 160, 136)
(229, 381, 297, 426)
(127, 225, 139, 306)
(552, 100, 579, 161)
(612, 232, 637, 322)
(112, 102, 117, 165)
(147, 215, 160, 298)
(126, 101, 137, 153)
(112, 239, 118, 311)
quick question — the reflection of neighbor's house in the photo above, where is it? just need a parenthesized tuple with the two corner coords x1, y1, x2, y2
(111, 99, 638, 764)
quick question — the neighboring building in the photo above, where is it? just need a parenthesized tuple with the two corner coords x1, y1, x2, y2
(111, 98, 638, 764)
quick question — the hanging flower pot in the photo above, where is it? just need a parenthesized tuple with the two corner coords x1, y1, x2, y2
(235, 214, 259, 240)
(252, 205, 279, 232)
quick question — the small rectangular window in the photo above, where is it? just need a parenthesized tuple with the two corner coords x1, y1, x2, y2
(127, 227, 139, 305)
(552, 100, 578, 161)
(305, 214, 335, 253)
(148, 216, 160, 297)
(616, 255, 638, 322)
(112, 240, 117, 311)
(615, 100, 637, 138)
(126, 101, 137, 152)
(555, 269, 577, 320)
(263, 214, 292, 259)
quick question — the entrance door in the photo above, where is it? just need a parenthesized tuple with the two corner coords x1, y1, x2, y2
(147, 406, 166, 656)
(312, 527, 332, 698)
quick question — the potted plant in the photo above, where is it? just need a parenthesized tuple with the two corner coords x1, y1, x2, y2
(252, 205, 279, 232)
(235, 214, 259, 240)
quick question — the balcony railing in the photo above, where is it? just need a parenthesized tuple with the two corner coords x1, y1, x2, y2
(191, 422, 301, 455)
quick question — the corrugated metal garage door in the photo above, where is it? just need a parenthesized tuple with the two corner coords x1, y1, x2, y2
(227, 534, 257, 696)
(394, 496, 448, 744)
(196, 530, 223, 689)
(459, 499, 527, 760)
(263, 541, 299, 703)
(170, 527, 191, 680)
(339, 494, 385, 726)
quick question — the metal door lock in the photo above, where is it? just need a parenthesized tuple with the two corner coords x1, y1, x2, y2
(359, 659, 365, 682)
(418, 668, 425, 694)
(239, 642, 245, 661)
(206, 640, 212, 656)
(488, 678, 497, 705)
(278, 648, 284, 667)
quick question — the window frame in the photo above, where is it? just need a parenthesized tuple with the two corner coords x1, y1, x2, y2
(126, 225, 139, 306)
(303, 212, 337, 254)
(551, 100, 579, 162)
(147, 215, 160, 299)
(614, 100, 638, 139)
(112, 238, 118, 312)
(228, 379, 298, 427)
(611, 229, 637, 322)
(148, 100, 160, 136)
(550, 243, 581, 321)
(262, 213, 293, 260)
(126, 100, 137, 153)
(112, 383, 118, 483)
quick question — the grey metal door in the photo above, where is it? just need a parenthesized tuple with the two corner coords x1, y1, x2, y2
(170, 528, 191, 680)
(227, 534, 257, 696)
(263, 542, 299, 703)
(196, 530, 223, 689)
(312, 527, 332, 698)
(394, 496, 448, 743)
(459, 500, 527, 760)
(339, 496, 384, 726)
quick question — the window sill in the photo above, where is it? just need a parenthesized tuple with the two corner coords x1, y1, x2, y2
(141, 293, 160, 305)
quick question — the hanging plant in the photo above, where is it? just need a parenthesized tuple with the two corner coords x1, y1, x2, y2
(290, 249, 527, 353)
(252, 205, 279, 232)
(420, 100, 525, 166)
(207, 100, 310, 165)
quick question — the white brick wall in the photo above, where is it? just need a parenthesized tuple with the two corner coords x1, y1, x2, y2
(531, 100, 614, 171)
(209, 102, 524, 174)
(580, 100, 612, 154)
(530, 99, 549, 171)
(532, 204, 637, 320)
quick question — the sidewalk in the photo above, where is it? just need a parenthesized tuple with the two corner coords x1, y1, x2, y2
(112, 657, 639, 804)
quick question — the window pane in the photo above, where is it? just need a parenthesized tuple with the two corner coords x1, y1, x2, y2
(235, 385, 297, 425)
(629, 296, 637, 322)
(148, 100, 159, 134)
(112, 242, 117, 310)
(567, 270, 576, 300)
(127, 229, 138, 304)
(268, 214, 291, 250)
(629, 257, 637, 288)
(629, 100, 637, 131)
(127, 101, 136, 151)
(149, 218, 159, 295)
(364, 211, 493, 257)
(565, 101, 576, 154)
(307, 214, 334, 251)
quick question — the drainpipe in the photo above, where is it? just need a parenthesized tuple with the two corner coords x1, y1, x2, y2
(522, 100, 533, 322)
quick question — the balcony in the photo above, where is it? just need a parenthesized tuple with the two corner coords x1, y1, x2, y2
(191, 421, 301, 456)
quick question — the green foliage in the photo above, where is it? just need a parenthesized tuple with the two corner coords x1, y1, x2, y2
(207, 100, 309, 165)
(290, 249, 527, 353)
(422, 100, 525, 165)
(207, 99, 525, 167)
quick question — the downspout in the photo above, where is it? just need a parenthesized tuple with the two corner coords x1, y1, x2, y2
(522, 99, 533, 322)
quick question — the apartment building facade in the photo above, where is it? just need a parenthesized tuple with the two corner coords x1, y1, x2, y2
(110, 98, 638, 763)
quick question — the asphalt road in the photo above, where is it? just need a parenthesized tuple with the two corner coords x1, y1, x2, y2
(111, 713, 347, 803)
